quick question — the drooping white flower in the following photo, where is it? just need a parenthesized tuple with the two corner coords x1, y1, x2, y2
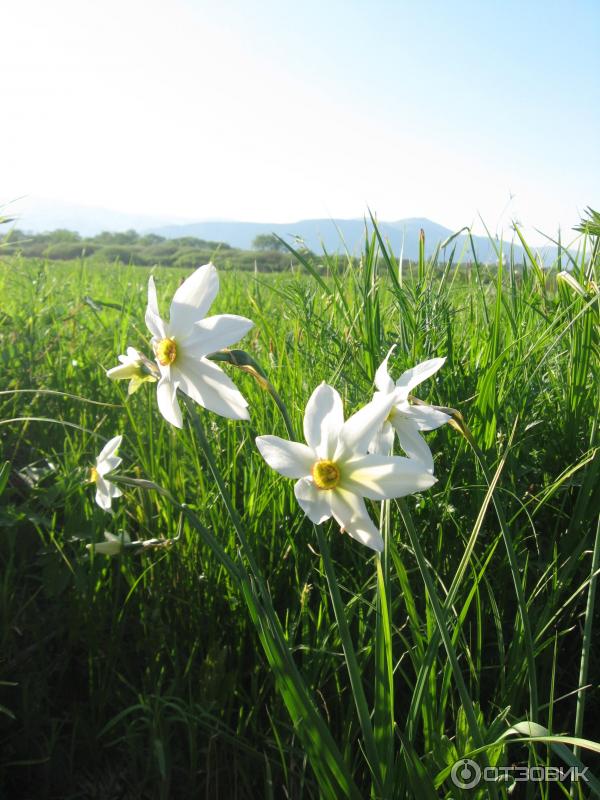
(557, 270, 598, 297)
(90, 435, 123, 511)
(106, 346, 157, 395)
(87, 530, 131, 555)
(145, 264, 253, 427)
(85, 531, 177, 556)
(256, 384, 436, 552)
(369, 347, 450, 472)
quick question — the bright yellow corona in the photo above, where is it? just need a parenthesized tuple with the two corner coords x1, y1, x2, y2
(311, 459, 341, 490)
(155, 337, 177, 366)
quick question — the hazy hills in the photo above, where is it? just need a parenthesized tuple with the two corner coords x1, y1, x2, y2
(5, 197, 566, 264)
(152, 217, 464, 259)
(151, 218, 569, 265)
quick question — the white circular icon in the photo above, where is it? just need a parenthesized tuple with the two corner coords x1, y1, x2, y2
(451, 758, 482, 789)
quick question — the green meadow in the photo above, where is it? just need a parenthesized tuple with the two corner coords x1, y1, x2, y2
(0, 220, 598, 798)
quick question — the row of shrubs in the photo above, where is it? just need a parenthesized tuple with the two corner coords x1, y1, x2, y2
(0, 229, 297, 271)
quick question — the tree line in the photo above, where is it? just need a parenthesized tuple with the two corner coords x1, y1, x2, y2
(0, 228, 302, 271)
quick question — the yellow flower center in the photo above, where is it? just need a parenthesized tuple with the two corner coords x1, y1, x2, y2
(386, 406, 397, 423)
(312, 459, 341, 490)
(156, 337, 177, 366)
(89, 466, 99, 484)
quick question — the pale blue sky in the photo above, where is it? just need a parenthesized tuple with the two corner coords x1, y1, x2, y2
(2, 0, 599, 239)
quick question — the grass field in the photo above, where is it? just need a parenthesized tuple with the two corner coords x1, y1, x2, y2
(0, 223, 598, 799)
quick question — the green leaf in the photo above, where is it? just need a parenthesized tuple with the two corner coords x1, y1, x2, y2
(0, 461, 10, 496)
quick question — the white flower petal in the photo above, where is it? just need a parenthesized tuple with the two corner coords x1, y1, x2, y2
(187, 314, 254, 358)
(96, 454, 122, 477)
(303, 383, 344, 459)
(156, 375, 183, 428)
(329, 488, 383, 552)
(255, 436, 315, 478)
(335, 392, 395, 461)
(405, 404, 451, 431)
(342, 453, 437, 499)
(391, 419, 434, 472)
(294, 477, 332, 524)
(108, 482, 123, 499)
(147, 275, 160, 317)
(557, 270, 587, 297)
(374, 346, 396, 393)
(368, 419, 395, 455)
(106, 531, 130, 544)
(107, 361, 139, 380)
(396, 357, 446, 399)
(96, 435, 122, 464)
(176, 357, 249, 420)
(95, 476, 113, 511)
(169, 263, 219, 333)
(145, 276, 166, 340)
(146, 312, 166, 342)
(88, 540, 122, 555)
(88, 532, 129, 555)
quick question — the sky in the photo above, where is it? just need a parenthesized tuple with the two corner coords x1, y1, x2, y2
(2, 0, 599, 240)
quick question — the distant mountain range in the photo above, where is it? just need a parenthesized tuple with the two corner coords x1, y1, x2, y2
(150, 218, 546, 263)
(5, 197, 564, 263)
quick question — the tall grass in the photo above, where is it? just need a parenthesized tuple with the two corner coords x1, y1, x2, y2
(0, 220, 598, 798)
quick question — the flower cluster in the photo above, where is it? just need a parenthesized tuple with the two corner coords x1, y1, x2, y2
(144, 264, 253, 426)
(109, 263, 253, 427)
(256, 384, 437, 552)
(368, 346, 450, 471)
(99, 262, 450, 553)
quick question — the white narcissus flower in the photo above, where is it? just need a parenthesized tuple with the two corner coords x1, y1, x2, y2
(145, 263, 253, 427)
(90, 435, 123, 511)
(106, 347, 157, 395)
(87, 531, 131, 555)
(256, 384, 436, 552)
(369, 347, 451, 472)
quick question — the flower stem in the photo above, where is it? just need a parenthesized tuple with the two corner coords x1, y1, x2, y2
(185, 399, 361, 799)
(467, 432, 539, 722)
(314, 524, 384, 795)
(573, 515, 600, 759)
(210, 348, 295, 439)
(397, 498, 498, 797)
(374, 499, 394, 792)
(185, 398, 263, 580)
